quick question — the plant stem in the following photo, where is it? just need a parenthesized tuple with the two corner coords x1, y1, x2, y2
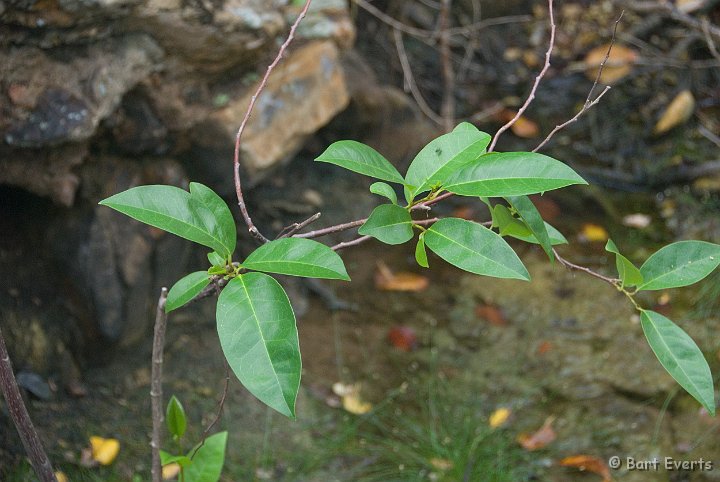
(151, 287, 168, 482)
(0, 326, 56, 481)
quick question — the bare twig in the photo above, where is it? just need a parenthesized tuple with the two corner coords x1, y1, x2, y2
(393, 28, 444, 125)
(295, 218, 367, 239)
(277, 212, 322, 239)
(332, 236, 372, 251)
(354, 0, 530, 39)
(439, 0, 456, 132)
(150, 287, 168, 482)
(553, 248, 619, 285)
(533, 11, 624, 152)
(233, 0, 313, 244)
(488, 0, 555, 152)
(629, 1, 720, 40)
(190, 362, 231, 459)
(0, 327, 56, 482)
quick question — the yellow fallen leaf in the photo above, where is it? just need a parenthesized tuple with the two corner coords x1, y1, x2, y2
(654, 90, 695, 135)
(90, 436, 120, 465)
(579, 223, 608, 242)
(55, 471, 69, 482)
(489, 407, 512, 428)
(342, 392, 372, 415)
(584, 44, 638, 84)
(163, 462, 181, 480)
(559, 455, 611, 481)
(430, 457, 454, 470)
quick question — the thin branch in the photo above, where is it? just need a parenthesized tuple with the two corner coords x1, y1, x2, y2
(295, 218, 367, 239)
(553, 248, 619, 285)
(233, 0, 313, 244)
(354, 0, 530, 39)
(190, 361, 231, 460)
(533, 11, 624, 152)
(277, 212, 322, 239)
(0, 327, 56, 482)
(393, 28, 444, 125)
(332, 236, 372, 251)
(150, 287, 168, 482)
(488, 0, 555, 152)
(439, 0, 456, 132)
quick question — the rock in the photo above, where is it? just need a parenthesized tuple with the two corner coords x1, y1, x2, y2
(16, 371, 51, 400)
(0, 143, 86, 206)
(1, 35, 162, 147)
(192, 40, 351, 190)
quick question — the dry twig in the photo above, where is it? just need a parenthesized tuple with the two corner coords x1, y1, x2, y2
(150, 287, 168, 482)
(233, 0, 314, 244)
(488, 0, 556, 152)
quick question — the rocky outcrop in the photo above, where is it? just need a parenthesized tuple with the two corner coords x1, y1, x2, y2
(0, 0, 355, 369)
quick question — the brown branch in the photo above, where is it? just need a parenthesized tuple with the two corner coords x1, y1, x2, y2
(0, 327, 56, 482)
(294, 218, 367, 239)
(439, 0, 455, 132)
(354, 0, 530, 39)
(150, 287, 168, 482)
(393, 28, 444, 125)
(332, 236, 372, 251)
(533, 11, 624, 152)
(488, 0, 555, 152)
(553, 248, 619, 285)
(190, 361, 231, 460)
(277, 212, 322, 239)
(233, 0, 313, 244)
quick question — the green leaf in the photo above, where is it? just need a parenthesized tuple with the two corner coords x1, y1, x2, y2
(370, 182, 398, 205)
(216, 273, 300, 418)
(638, 241, 720, 291)
(165, 395, 187, 439)
(403, 185, 415, 205)
(358, 204, 414, 245)
(444, 152, 587, 197)
(415, 233, 429, 268)
(99, 184, 236, 257)
(641, 310, 715, 415)
(506, 196, 552, 261)
(605, 239, 643, 287)
(506, 221, 568, 246)
(160, 451, 192, 468)
(405, 122, 491, 197)
(184, 431, 228, 482)
(242, 238, 350, 281)
(424, 218, 530, 280)
(208, 252, 225, 266)
(315, 140, 404, 184)
(166, 271, 211, 313)
(491, 204, 531, 238)
(189, 183, 237, 256)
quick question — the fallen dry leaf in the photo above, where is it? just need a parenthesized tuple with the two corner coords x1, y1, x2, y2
(499, 109, 540, 138)
(90, 436, 120, 465)
(622, 213, 651, 229)
(162, 462, 181, 480)
(387, 326, 418, 351)
(578, 223, 608, 243)
(475, 304, 507, 326)
(430, 457, 454, 470)
(529, 195, 560, 221)
(451, 205, 475, 220)
(332, 382, 373, 415)
(537, 340, 553, 355)
(518, 417, 556, 450)
(489, 407, 512, 428)
(584, 44, 638, 84)
(654, 90, 695, 135)
(559, 455, 611, 481)
(55, 471, 69, 482)
(375, 261, 429, 292)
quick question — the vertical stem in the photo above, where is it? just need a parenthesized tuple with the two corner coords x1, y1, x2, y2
(150, 288, 168, 482)
(0, 326, 56, 481)
(439, 0, 455, 132)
